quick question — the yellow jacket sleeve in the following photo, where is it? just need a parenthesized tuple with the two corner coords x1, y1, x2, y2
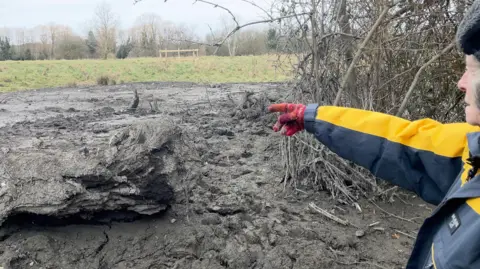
(303, 105, 480, 205)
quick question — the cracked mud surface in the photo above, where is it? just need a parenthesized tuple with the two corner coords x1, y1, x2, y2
(0, 82, 431, 268)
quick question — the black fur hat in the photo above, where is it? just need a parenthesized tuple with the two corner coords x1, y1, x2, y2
(457, 0, 480, 61)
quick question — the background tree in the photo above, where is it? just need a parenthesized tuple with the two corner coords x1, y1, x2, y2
(116, 37, 134, 59)
(85, 30, 98, 58)
(38, 25, 50, 60)
(24, 48, 33, 60)
(93, 1, 118, 59)
(220, 16, 238, 56)
(267, 28, 278, 52)
(0, 37, 12, 61)
(134, 13, 161, 57)
(48, 23, 57, 59)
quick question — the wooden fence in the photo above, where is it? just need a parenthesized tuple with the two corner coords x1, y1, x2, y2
(159, 49, 199, 58)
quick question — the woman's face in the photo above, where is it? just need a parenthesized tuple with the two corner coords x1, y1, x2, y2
(458, 55, 480, 126)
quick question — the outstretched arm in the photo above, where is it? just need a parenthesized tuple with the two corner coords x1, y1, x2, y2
(269, 103, 479, 205)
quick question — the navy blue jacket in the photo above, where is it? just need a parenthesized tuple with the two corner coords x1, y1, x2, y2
(304, 104, 480, 268)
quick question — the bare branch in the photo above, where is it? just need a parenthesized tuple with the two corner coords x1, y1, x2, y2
(369, 200, 418, 223)
(335, 260, 390, 269)
(394, 229, 416, 239)
(376, 66, 417, 91)
(321, 32, 362, 40)
(309, 202, 349, 226)
(333, 6, 390, 106)
(194, 0, 240, 27)
(238, 0, 273, 19)
(396, 41, 456, 117)
(212, 12, 310, 54)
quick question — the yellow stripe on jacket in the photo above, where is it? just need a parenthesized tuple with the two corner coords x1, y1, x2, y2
(316, 106, 479, 158)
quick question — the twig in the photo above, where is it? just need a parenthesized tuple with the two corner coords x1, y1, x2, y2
(226, 93, 236, 106)
(376, 66, 417, 91)
(194, 0, 239, 26)
(394, 229, 416, 239)
(378, 186, 398, 196)
(369, 200, 416, 223)
(323, 162, 357, 202)
(238, 0, 272, 19)
(328, 247, 338, 259)
(129, 89, 139, 111)
(396, 41, 455, 116)
(393, 193, 415, 206)
(328, 246, 347, 258)
(204, 87, 212, 108)
(311, 0, 319, 93)
(353, 202, 362, 212)
(294, 136, 377, 189)
(368, 221, 380, 227)
(333, 6, 390, 106)
(295, 188, 308, 194)
(320, 32, 362, 41)
(335, 260, 391, 269)
(149, 100, 161, 112)
(309, 202, 349, 226)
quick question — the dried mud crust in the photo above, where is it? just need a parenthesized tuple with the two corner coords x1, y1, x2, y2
(0, 82, 431, 269)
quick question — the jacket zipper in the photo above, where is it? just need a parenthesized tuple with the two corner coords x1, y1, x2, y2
(431, 244, 438, 269)
(423, 244, 438, 269)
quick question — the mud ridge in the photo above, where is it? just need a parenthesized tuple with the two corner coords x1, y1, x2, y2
(0, 208, 170, 228)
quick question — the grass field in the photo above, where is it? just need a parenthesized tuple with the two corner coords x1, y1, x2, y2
(0, 55, 294, 92)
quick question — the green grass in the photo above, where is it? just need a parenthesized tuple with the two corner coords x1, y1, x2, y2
(0, 55, 294, 92)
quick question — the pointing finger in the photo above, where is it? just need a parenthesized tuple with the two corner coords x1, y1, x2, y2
(267, 103, 288, 113)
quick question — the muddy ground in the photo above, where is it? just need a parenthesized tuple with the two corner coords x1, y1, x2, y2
(0, 82, 433, 269)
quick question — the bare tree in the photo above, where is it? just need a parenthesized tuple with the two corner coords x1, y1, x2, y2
(93, 1, 118, 59)
(48, 23, 57, 59)
(14, 28, 26, 59)
(133, 13, 162, 57)
(220, 15, 238, 56)
(38, 25, 50, 59)
(235, 28, 268, 55)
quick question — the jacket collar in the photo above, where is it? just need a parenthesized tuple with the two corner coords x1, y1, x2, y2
(451, 132, 480, 199)
(467, 132, 480, 157)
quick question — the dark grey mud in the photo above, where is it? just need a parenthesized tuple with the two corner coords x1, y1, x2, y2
(0, 82, 431, 269)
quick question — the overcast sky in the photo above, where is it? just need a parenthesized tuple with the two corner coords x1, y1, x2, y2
(0, 0, 272, 37)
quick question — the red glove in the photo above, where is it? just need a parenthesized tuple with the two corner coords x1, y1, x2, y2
(267, 103, 306, 136)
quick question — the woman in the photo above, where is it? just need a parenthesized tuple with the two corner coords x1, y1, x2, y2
(268, 1, 480, 268)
